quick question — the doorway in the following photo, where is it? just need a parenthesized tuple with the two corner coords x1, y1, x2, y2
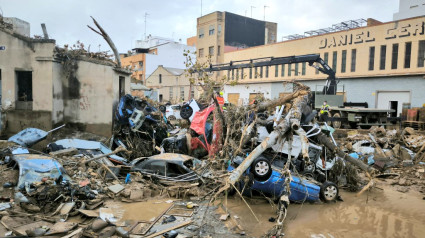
(389, 101, 398, 118)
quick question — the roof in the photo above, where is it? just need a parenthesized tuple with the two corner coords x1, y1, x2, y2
(131, 83, 150, 90)
(163, 67, 185, 76)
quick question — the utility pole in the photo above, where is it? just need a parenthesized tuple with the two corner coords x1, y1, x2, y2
(144, 12, 149, 40)
(251, 6, 255, 18)
(264, 5, 269, 21)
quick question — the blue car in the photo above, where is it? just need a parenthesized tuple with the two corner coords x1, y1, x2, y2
(227, 156, 339, 203)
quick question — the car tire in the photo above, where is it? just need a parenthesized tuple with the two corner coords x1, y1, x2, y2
(180, 105, 193, 119)
(168, 115, 176, 121)
(303, 161, 316, 173)
(250, 156, 272, 182)
(332, 112, 342, 129)
(320, 181, 339, 203)
(159, 105, 166, 113)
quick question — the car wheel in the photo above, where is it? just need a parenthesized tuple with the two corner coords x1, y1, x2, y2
(332, 112, 342, 129)
(250, 156, 272, 182)
(320, 181, 339, 203)
(168, 115, 176, 121)
(180, 105, 193, 119)
(159, 105, 166, 113)
(302, 172, 315, 180)
(304, 161, 316, 173)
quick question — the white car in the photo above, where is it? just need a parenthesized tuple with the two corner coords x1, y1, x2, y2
(165, 104, 183, 121)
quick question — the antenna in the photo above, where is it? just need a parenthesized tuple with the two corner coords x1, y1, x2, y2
(144, 12, 149, 40)
(264, 5, 269, 21)
(251, 6, 256, 18)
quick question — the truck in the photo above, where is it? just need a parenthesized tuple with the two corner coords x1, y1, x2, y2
(198, 54, 394, 129)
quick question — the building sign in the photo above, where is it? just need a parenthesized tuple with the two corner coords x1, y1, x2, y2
(0, 46, 5, 50)
(319, 20, 425, 49)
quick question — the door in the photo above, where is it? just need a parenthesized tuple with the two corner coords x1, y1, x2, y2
(119, 76, 125, 98)
(227, 93, 240, 105)
(376, 91, 410, 117)
(249, 93, 264, 102)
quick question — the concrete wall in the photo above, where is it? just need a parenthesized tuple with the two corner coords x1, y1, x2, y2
(63, 60, 130, 136)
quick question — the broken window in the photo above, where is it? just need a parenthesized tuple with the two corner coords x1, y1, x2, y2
(167, 162, 187, 176)
(341, 50, 347, 73)
(380, 45, 386, 70)
(368, 46, 375, 71)
(391, 43, 399, 69)
(148, 160, 166, 176)
(351, 49, 357, 72)
(404, 42, 412, 68)
(16, 71, 32, 102)
(418, 40, 425, 67)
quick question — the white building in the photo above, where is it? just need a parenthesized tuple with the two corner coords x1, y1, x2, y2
(393, 0, 425, 20)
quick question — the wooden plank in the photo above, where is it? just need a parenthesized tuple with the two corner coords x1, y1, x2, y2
(145, 220, 192, 238)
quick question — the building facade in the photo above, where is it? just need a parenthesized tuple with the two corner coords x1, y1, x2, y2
(0, 17, 131, 136)
(121, 35, 195, 84)
(145, 65, 200, 103)
(196, 11, 277, 66)
(222, 16, 425, 116)
(394, 0, 425, 20)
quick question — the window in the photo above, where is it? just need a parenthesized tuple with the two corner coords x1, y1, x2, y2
(418, 40, 425, 67)
(232, 69, 235, 80)
(138, 61, 143, 68)
(341, 50, 347, 73)
(218, 24, 222, 35)
(379, 45, 386, 70)
(255, 67, 258, 78)
(249, 67, 252, 79)
(294, 63, 299, 76)
(17, 71, 33, 102)
(404, 42, 412, 68)
(332, 51, 337, 72)
(198, 28, 204, 38)
(368, 46, 375, 71)
(190, 87, 195, 99)
(199, 48, 204, 57)
(180, 87, 184, 100)
(217, 46, 221, 56)
(209, 25, 215, 35)
(169, 87, 173, 100)
(260, 66, 263, 78)
(391, 43, 399, 69)
(302, 62, 306, 75)
(147, 161, 166, 175)
(324, 52, 329, 64)
(159, 74, 162, 84)
(265, 66, 269, 78)
(241, 68, 244, 79)
(351, 49, 357, 72)
(209, 46, 214, 56)
(275, 65, 278, 77)
(288, 64, 292, 76)
(281, 65, 285, 76)
(119, 76, 125, 98)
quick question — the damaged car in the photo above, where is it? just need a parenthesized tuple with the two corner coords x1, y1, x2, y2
(130, 153, 203, 183)
(228, 155, 339, 203)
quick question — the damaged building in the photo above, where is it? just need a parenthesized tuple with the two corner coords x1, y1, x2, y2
(0, 17, 131, 136)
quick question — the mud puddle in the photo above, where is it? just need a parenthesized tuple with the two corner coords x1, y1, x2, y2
(226, 185, 425, 237)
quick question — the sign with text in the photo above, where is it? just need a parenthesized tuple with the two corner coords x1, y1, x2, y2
(319, 20, 425, 49)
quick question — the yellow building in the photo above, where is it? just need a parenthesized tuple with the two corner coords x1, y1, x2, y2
(221, 16, 425, 116)
(120, 53, 146, 82)
(145, 65, 201, 103)
(196, 11, 277, 66)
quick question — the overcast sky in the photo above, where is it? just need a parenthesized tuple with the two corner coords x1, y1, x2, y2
(0, 0, 399, 53)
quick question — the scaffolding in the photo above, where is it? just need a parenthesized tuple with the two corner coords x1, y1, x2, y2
(283, 19, 367, 41)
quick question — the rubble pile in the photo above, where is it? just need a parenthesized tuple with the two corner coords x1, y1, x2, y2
(0, 81, 424, 237)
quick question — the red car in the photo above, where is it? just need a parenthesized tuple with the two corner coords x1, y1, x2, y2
(189, 105, 223, 157)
